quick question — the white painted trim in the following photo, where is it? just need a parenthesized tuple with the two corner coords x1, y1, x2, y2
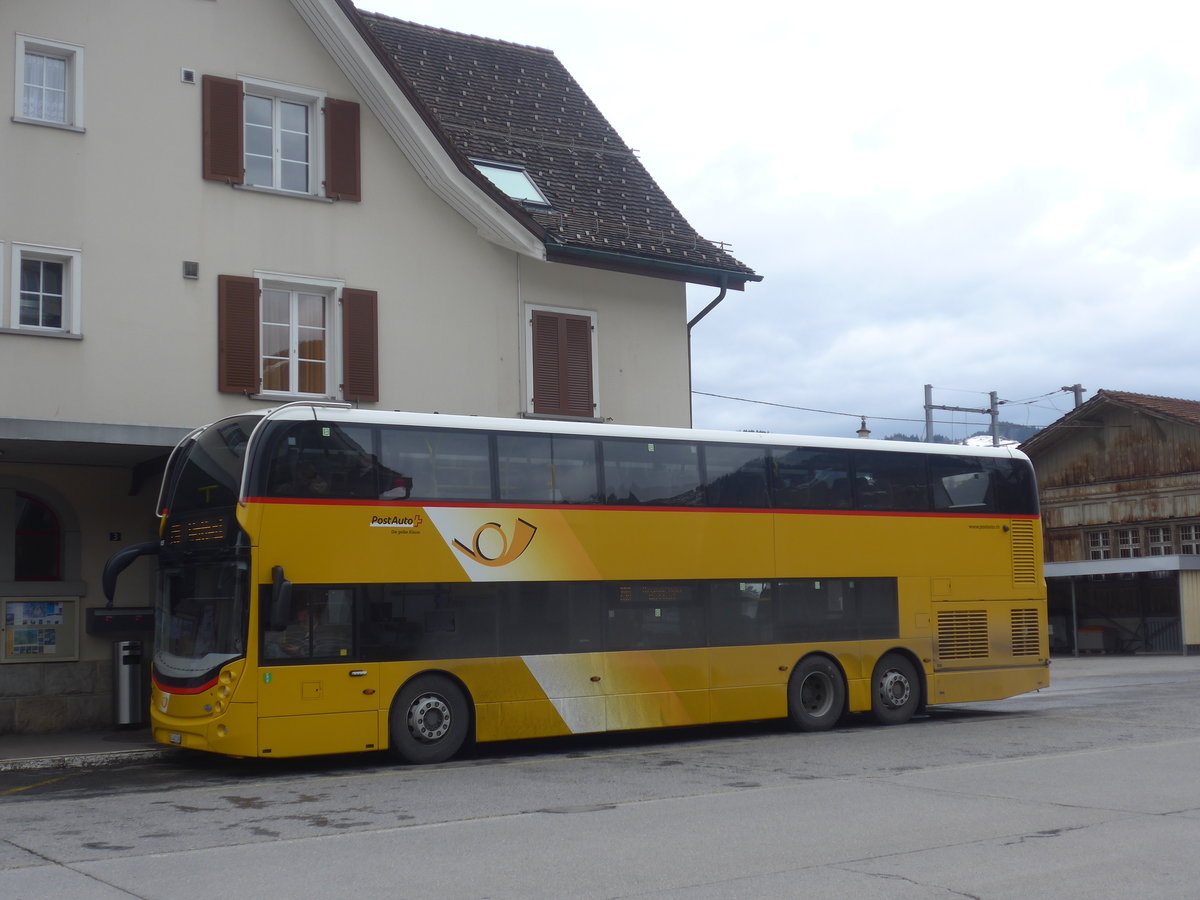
(253, 270, 344, 401)
(9, 242, 83, 335)
(14, 33, 85, 129)
(239, 75, 327, 197)
(289, 0, 546, 260)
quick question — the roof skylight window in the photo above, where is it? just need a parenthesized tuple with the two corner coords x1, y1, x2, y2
(473, 160, 550, 207)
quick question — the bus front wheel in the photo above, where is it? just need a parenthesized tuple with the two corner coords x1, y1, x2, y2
(870, 653, 921, 726)
(787, 656, 845, 732)
(389, 674, 470, 764)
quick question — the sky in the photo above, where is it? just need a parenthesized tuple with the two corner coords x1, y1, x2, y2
(363, 0, 1200, 440)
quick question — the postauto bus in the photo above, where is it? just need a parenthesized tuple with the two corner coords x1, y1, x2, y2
(103, 403, 1047, 762)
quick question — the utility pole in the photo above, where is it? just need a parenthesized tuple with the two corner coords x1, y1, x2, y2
(1061, 384, 1085, 408)
(924, 384, 1001, 446)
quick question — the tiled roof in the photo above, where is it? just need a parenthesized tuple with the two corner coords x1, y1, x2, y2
(355, 10, 759, 288)
(1098, 390, 1200, 427)
(1021, 389, 1200, 455)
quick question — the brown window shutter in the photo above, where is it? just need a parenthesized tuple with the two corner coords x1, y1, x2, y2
(202, 75, 244, 184)
(324, 98, 361, 201)
(341, 289, 378, 403)
(218, 275, 260, 393)
(561, 315, 595, 418)
(532, 310, 594, 418)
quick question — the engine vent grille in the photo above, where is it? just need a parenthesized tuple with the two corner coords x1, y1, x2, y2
(936, 610, 989, 659)
(1011, 608, 1041, 656)
(1011, 520, 1038, 585)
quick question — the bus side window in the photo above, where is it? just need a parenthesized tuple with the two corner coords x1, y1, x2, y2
(602, 439, 703, 507)
(929, 455, 992, 512)
(379, 428, 492, 501)
(703, 445, 769, 508)
(852, 450, 930, 511)
(771, 448, 851, 510)
(708, 581, 772, 645)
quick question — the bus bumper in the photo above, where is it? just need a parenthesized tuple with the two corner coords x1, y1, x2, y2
(151, 698, 259, 758)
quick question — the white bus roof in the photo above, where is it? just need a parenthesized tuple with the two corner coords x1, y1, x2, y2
(213, 403, 1030, 462)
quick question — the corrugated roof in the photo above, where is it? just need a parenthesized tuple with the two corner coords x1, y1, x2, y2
(356, 10, 759, 288)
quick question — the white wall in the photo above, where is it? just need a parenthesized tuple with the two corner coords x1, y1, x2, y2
(0, 0, 692, 431)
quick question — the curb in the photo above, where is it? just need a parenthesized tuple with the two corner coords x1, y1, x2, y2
(0, 747, 170, 773)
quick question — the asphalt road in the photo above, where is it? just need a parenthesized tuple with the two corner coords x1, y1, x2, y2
(4, 655, 1200, 899)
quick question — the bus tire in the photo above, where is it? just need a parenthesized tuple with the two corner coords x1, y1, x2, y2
(389, 674, 470, 764)
(787, 656, 845, 732)
(870, 653, 921, 726)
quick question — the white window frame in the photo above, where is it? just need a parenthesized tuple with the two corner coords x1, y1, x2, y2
(239, 77, 326, 197)
(253, 270, 343, 400)
(472, 159, 551, 207)
(14, 34, 84, 131)
(1180, 524, 1199, 555)
(1087, 530, 1111, 560)
(8, 243, 82, 336)
(524, 303, 600, 420)
(1116, 528, 1141, 558)
(1147, 525, 1172, 556)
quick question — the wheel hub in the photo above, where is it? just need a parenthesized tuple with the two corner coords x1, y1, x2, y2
(409, 693, 451, 742)
(878, 670, 911, 709)
(800, 672, 833, 717)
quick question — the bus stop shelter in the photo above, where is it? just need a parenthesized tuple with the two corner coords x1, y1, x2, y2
(1045, 556, 1200, 656)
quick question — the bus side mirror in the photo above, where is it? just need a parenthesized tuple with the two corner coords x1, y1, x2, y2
(270, 565, 292, 631)
(102, 541, 161, 607)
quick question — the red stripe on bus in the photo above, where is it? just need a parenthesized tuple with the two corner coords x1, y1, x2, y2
(153, 672, 218, 695)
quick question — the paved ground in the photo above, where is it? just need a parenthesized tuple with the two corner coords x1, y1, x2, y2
(4, 654, 1200, 898)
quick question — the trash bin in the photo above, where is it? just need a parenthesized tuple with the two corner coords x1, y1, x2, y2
(112, 640, 144, 727)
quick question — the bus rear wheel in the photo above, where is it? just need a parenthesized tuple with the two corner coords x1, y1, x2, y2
(389, 674, 470, 764)
(787, 656, 845, 732)
(870, 653, 921, 726)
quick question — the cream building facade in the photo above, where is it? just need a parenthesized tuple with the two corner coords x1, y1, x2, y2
(1, 0, 758, 732)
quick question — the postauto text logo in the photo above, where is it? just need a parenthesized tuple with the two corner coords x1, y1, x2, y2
(452, 518, 537, 567)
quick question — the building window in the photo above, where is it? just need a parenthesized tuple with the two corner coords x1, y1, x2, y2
(1116, 528, 1140, 558)
(8, 244, 81, 334)
(472, 160, 551, 207)
(1147, 525, 1172, 556)
(217, 274, 378, 402)
(14, 35, 84, 129)
(527, 306, 597, 419)
(1087, 531, 1111, 560)
(245, 90, 314, 193)
(1181, 524, 1199, 555)
(202, 75, 360, 201)
(261, 286, 328, 395)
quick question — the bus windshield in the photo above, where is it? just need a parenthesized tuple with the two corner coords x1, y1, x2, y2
(154, 415, 258, 686)
(165, 416, 257, 517)
(155, 552, 249, 685)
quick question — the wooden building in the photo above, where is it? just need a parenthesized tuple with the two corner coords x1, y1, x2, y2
(1021, 390, 1200, 655)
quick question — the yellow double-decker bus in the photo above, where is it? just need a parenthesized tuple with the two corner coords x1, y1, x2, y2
(103, 403, 1047, 763)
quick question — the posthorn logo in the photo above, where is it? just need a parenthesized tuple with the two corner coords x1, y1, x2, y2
(452, 518, 537, 567)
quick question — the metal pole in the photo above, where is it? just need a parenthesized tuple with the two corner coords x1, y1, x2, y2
(1070, 578, 1079, 657)
(924, 384, 934, 443)
(989, 391, 999, 446)
(1061, 384, 1085, 408)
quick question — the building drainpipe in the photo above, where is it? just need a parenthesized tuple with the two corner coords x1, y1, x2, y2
(686, 283, 728, 426)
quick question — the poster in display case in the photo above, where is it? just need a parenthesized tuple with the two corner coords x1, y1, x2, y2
(2, 599, 79, 662)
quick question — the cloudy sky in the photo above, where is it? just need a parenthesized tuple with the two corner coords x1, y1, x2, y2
(365, 1, 1198, 440)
